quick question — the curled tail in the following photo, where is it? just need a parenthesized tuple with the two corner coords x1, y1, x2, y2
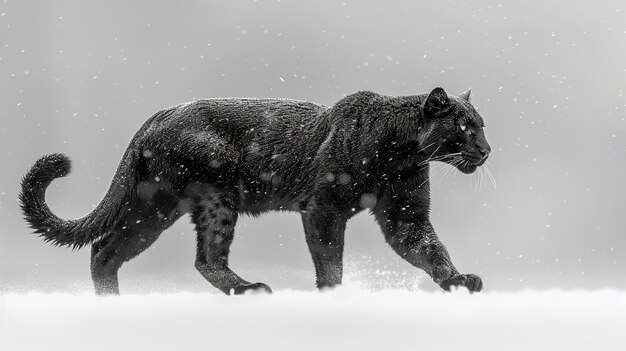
(19, 150, 138, 249)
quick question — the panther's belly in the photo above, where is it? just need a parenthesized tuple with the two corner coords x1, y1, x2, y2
(235, 178, 305, 216)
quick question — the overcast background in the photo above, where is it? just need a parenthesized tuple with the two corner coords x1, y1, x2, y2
(0, 0, 624, 293)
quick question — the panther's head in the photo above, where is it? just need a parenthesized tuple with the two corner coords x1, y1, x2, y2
(420, 87, 491, 174)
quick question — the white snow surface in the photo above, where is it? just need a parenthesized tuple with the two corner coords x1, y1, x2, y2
(1, 289, 625, 351)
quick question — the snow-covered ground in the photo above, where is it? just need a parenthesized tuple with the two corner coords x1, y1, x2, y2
(2, 289, 625, 351)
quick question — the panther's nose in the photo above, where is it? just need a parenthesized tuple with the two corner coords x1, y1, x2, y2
(479, 147, 490, 161)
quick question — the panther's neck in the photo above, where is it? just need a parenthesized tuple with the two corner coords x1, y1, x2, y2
(366, 94, 430, 159)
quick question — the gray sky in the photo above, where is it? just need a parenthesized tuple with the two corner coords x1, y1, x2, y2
(1, 0, 625, 293)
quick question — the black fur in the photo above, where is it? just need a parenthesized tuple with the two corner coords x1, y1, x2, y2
(19, 87, 491, 294)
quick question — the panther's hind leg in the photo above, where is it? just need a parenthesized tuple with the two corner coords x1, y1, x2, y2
(90, 182, 183, 295)
(189, 185, 272, 295)
(90, 235, 122, 295)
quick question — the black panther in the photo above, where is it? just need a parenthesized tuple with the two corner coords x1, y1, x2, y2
(19, 87, 491, 295)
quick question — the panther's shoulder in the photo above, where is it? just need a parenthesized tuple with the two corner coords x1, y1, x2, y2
(325, 91, 383, 122)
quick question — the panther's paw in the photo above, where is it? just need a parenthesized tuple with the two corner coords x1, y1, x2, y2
(232, 282, 273, 295)
(440, 273, 483, 293)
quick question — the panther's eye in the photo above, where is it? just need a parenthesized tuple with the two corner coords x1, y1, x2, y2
(459, 123, 469, 133)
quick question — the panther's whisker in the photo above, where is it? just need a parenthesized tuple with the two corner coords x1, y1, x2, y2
(430, 162, 452, 182)
(418, 145, 443, 166)
(418, 152, 464, 167)
(442, 157, 461, 166)
(444, 158, 464, 181)
(450, 161, 458, 177)
(483, 166, 489, 189)
(475, 165, 484, 192)
(436, 153, 463, 162)
(442, 159, 461, 181)
(485, 161, 497, 189)
(427, 145, 441, 160)
(446, 164, 458, 182)
(420, 160, 453, 188)
(415, 141, 437, 154)
(481, 166, 486, 190)
(417, 173, 431, 189)
(448, 157, 464, 168)
(437, 163, 452, 180)
(431, 162, 448, 175)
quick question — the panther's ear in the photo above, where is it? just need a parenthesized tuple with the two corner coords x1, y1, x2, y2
(459, 88, 471, 102)
(424, 87, 449, 111)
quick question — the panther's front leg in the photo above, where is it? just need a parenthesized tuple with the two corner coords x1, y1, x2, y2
(301, 209, 347, 289)
(373, 205, 483, 293)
